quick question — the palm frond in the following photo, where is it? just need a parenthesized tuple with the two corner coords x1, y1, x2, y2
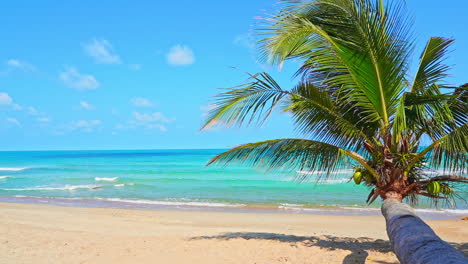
(410, 123, 468, 173)
(284, 81, 373, 149)
(207, 138, 351, 181)
(201, 72, 289, 130)
(411, 37, 454, 93)
(430, 123, 468, 172)
(258, 0, 413, 129)
(394, 37, 455, 143)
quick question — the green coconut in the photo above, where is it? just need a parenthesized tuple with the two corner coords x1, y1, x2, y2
(427, 181, 441, 194)
(353, 171, 362, 185)
(441, 185, 452, 195)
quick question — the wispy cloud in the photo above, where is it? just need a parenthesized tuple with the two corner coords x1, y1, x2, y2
(0, 92, 47, 121)
(82, 38, 122, 64)
(59, 120, 102, 133)
(37, 117, 51, 122)
(6, 117, 20, 126)
(116, 111, 174, 132)
(6, 59, 36, 72)
(233, 32, 271, 71)
(131, 97, 154, 107)
(0, 92, 13, 105)
(133, 112, 173, 124)
(0, 92, 23, 110)
(167, 45, 195, 66)
(79, 101, 95, 110)
(59, 67, 99, 91)
(26, 106, 40, 115)
(233, 33, 255, 48)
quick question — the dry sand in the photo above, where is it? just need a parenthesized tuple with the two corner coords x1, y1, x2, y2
(0, 202, 466, 264)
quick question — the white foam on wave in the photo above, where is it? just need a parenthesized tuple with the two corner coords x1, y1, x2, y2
(0, 167, 27, 171)
(343, 207, 468, 215)
(444, 209, 468, 215)
(284, 177, 350, 184)
(415, 208, 468, 215)
(96, 198, 246, 208)
(297, 169, 354, 175)
(2, 184, 102, 191)
(0, 176, 12, 179)
(319, 178, 350, 184)
(342, 207, 380, 211)
(279, 203, 304, 207)
(278, 205, 328, 212)
(95, 177, 118, 182)
(114, 184, 125, 187)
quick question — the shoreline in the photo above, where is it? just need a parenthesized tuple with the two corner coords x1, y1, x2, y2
(1, 195, 466, 220)
(1, 202, 466, 264)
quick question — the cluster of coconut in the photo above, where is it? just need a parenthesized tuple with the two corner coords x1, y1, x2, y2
(352, 170, 374, 184)
(352, 170, 452, 196)
(426, 181, 452, 195)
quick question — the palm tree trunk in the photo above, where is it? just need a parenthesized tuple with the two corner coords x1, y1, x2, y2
(381, 195, 467, 264)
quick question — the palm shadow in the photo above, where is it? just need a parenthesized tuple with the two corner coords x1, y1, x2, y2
(191, 232, 468, 263)
(191, 232, 395, 264)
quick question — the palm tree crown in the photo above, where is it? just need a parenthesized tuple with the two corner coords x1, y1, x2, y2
(202, 0, 467, 206)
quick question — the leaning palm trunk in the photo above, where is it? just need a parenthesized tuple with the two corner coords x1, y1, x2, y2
(382, 196, 466, 264)
(201, 0, 468, 263)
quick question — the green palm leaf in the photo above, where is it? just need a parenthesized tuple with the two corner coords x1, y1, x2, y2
(201, 72, 289, 130)
(411, 37, 454, 93)
(207, 138, 350, 181)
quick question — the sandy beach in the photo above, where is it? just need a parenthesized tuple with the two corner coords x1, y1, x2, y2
(0, 202, 466, 264)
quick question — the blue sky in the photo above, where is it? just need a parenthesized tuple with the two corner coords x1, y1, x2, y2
(1, 0, 467, 151)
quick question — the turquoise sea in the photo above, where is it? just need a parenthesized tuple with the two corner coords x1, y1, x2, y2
(0, 149, 466, 219)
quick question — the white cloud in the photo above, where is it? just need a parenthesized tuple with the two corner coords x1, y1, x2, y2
(26, 106, 39, 115)
(146, 123, 167, 132)
(37, 117, 50, 122)
(131, 97, 154, 107)
(6, 117, 20, 126)
(6, 59, 36, 71)
(0, 92, 22, 110)
(133, 112, 173, 123)
(82, 38, 122, 64)
(79, 101, 95, 110)
(69, 120, 101, 132)
(59, 67, 99, 91)
(0, 92, 13, 105)
(167, 45, 195, 66)
(116, 111, 173, 132)
(0, 92, 44, 116)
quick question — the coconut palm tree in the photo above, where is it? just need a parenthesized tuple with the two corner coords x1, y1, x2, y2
(201, 0, 467, 263)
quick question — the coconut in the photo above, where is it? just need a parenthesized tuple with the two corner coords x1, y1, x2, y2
(441, 185, 452, 195)
(427, 181, 441, 194)
(353, 171, 362, 184)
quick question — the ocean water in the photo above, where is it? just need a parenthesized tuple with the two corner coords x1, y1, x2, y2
(0, 149, 466, 218)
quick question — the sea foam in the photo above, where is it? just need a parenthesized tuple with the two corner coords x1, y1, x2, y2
(2, 185, 102, 191)
(0, 167, 27, 171)
(95, 177, 118, 182)
(96, 198, 246, 208)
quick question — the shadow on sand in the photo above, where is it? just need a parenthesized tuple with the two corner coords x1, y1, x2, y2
(191, 232, 467, 264)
